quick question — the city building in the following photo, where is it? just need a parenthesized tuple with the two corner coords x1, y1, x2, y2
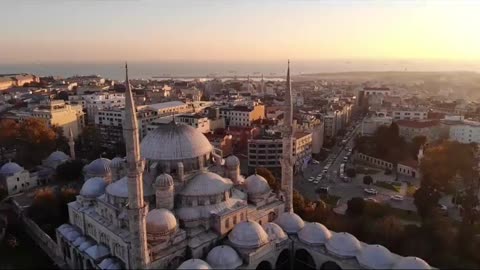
(247, 131, 312, 173)
(442, 118, 480, 144)
(69, 93, 125, 124)
(392, 109, 428, 120)
(0, 73, 39, 90)
(361, 116, 393, 136)
(147, 101, 192, 116)
(219, 103, 265, 127)
(0, 162, 39, 195)
(31, 99, 85, 138)
(396, 120, 446, 142)
(56, 64, 433, 270)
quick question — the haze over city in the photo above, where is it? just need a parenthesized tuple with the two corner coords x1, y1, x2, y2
(2, 0, 480, 63)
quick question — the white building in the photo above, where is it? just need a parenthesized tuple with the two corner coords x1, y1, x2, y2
(444, 119, 480, 144)
(147, 114, 211, 134)
(147, 101, 192, 116)
(219, 103, 265, 127)
(69, 93, 125, 124)
(361, 116, 393, 136)
(392, 109, 428, 120)
(0, 162, 39, 195)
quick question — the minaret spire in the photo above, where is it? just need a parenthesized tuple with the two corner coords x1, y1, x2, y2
(123, 62, 149, 268)
(68, 128, 75, 160)
(280, 60, 294, 212)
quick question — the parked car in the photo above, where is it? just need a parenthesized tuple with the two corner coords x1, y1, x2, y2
(390, 195, 404, 201)
(364, 188, 378, 195)
(364, 197, 378, 203)
(316, 186, 330, 194)
(308, 177, 314, 182)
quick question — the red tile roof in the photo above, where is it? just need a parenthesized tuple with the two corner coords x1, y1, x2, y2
(399, 159, 419, 169)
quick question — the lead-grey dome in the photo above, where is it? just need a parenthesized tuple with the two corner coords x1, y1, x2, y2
(45, 151, 69, 167)
(298, 222, 332, 245)
(264, 222, 288, 242)
(357, 244, 395, 269)
(180, 172, 232, 197)
(155, 173, 174, 188)
(228, 220, 269, 249)
(85, 158, 111, 176)
(326, 232, 361, 258)
(274, 212, 305, 234)
(146, 209, 177, 234)
(110, 157, 125, 168)
(106, 176, 154, 198)
(141, 122, 213, 161)
(178, 259, 212, 270)
(206, 245, 243, 269)
(80, 177, 108, 198)
(0, 162, 24, 176)
(225, 155, 240, 168)
(244, 174, 270, 196)
(393, 257, 431, 270)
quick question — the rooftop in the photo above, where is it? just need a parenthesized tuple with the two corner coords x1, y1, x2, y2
(396, 120, 439, 128)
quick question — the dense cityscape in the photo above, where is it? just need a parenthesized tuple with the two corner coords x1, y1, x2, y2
(2, 1, 480, 270)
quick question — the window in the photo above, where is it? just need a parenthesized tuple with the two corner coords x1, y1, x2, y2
(225, 218, 230, 229)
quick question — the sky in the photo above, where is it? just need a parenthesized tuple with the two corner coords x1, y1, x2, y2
(2, 0, 480, 63)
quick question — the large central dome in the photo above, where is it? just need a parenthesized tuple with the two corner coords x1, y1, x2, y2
(140, 122, 213, 161)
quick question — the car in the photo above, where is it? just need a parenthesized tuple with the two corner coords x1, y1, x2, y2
(312, 160, 320, 164)
(343, 157, 348, 161)
(322, 169, 328, 173)
(308, 177, 314, 182)
(390, 195, 404, 201)
(364, 197, 378, 203)
(317, 186, 330, 193)
(364, 188, 378, 195)
(438, 204, 448, 211)
(313, 180, 319, 184)
(316, 176, 322, 181)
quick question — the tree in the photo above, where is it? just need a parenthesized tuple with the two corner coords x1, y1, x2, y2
(346, 168, 356, 178)
(414, 184, 441, 219)
(55, 160, 85, 183)
(371, 215, 404, 250)
(363, 175, 373, 185)
(293, 190, 305, 214)
(256, 167, 280, 191)
(16, 119, 56, 168)
(0, 119, 19, 160)
(346, 197, 365, 217)
(78, 125, 103, 160)
(412, 135, 427, 158)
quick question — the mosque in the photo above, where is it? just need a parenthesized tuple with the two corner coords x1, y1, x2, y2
(55, 63, 433, 269)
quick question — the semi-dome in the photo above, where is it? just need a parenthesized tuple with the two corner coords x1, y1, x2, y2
(357, 244, 394, 269)
(141, 122, 213, 161)
(180, 172, 232, 197)
(106, 176, 154, 198)
(274, 212, 305, 234)
(326, 232, 362, 258)
(80, 177, 108, 198)
(86, 158, 111, 176)
(110, 157, 125, 168)
(206, 245, 243, 269)
(244, 174, 270, 195)
(298, 222, 332, 245)
(155, 173, 174, 188)
(225, 155, 240, 168)
(393, 257, 431, 270)
(0, 162, 23, 176)
(178, 259, 212, 270)
(146, 209, 177, 234)
(228, 220, 269, 249)
(264, 222, 288, 242)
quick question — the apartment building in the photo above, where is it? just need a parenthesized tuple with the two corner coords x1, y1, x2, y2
(219, 103, 265, 127)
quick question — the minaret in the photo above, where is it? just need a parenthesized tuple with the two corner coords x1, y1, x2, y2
(261, 73, 265, 96)
(68, 128, 75, 160)
(123, 63, 149, 269)
(280, 60, 294, 212)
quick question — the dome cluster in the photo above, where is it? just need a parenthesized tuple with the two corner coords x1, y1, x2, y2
(85, 157, 112, 177)
(228, 220, 269, 249)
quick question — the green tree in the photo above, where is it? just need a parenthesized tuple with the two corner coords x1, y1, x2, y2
(0, 119, 19, 160)
(346, 197, 365, 217)
(363, 175, 373, 185)
(55, 160, 85, 183)
(256, 167, 280, 191)
(78, 125, 103, 160)
(292, 190, 305, 215)
(16, 119, 57, 168)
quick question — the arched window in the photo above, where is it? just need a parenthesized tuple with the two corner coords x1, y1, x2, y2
(294, 249, 316, 270)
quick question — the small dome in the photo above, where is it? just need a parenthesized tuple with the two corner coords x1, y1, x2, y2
(206, 245, 243, 269)
(326, 232, 362, 258)
(180, 172, 232, 197)
(141, 122, 213, 161)
(0, 162, 24, 176)
(274, 212, 305, 234)
(86, 158, 111, 176)
(357, 244, 395, 269)
(146, 209, 177, 234)
(264, 222, 288, 242)
(80, 177, 108, 198)
(244, 174, 270, 196)
(225, 155, 240, 168)
(110, 157, 125, 168)
(228, 220, 269, 249)
(298, 222, 332, 245)
(178, 259, 212, 270)
(155, 173, 174, 188)
(45, 151, 69, 165)
(106, 176, 154, 198)
(393, 257, 431, 270)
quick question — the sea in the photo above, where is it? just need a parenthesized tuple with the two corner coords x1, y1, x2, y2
(0, 60, 479, 81)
